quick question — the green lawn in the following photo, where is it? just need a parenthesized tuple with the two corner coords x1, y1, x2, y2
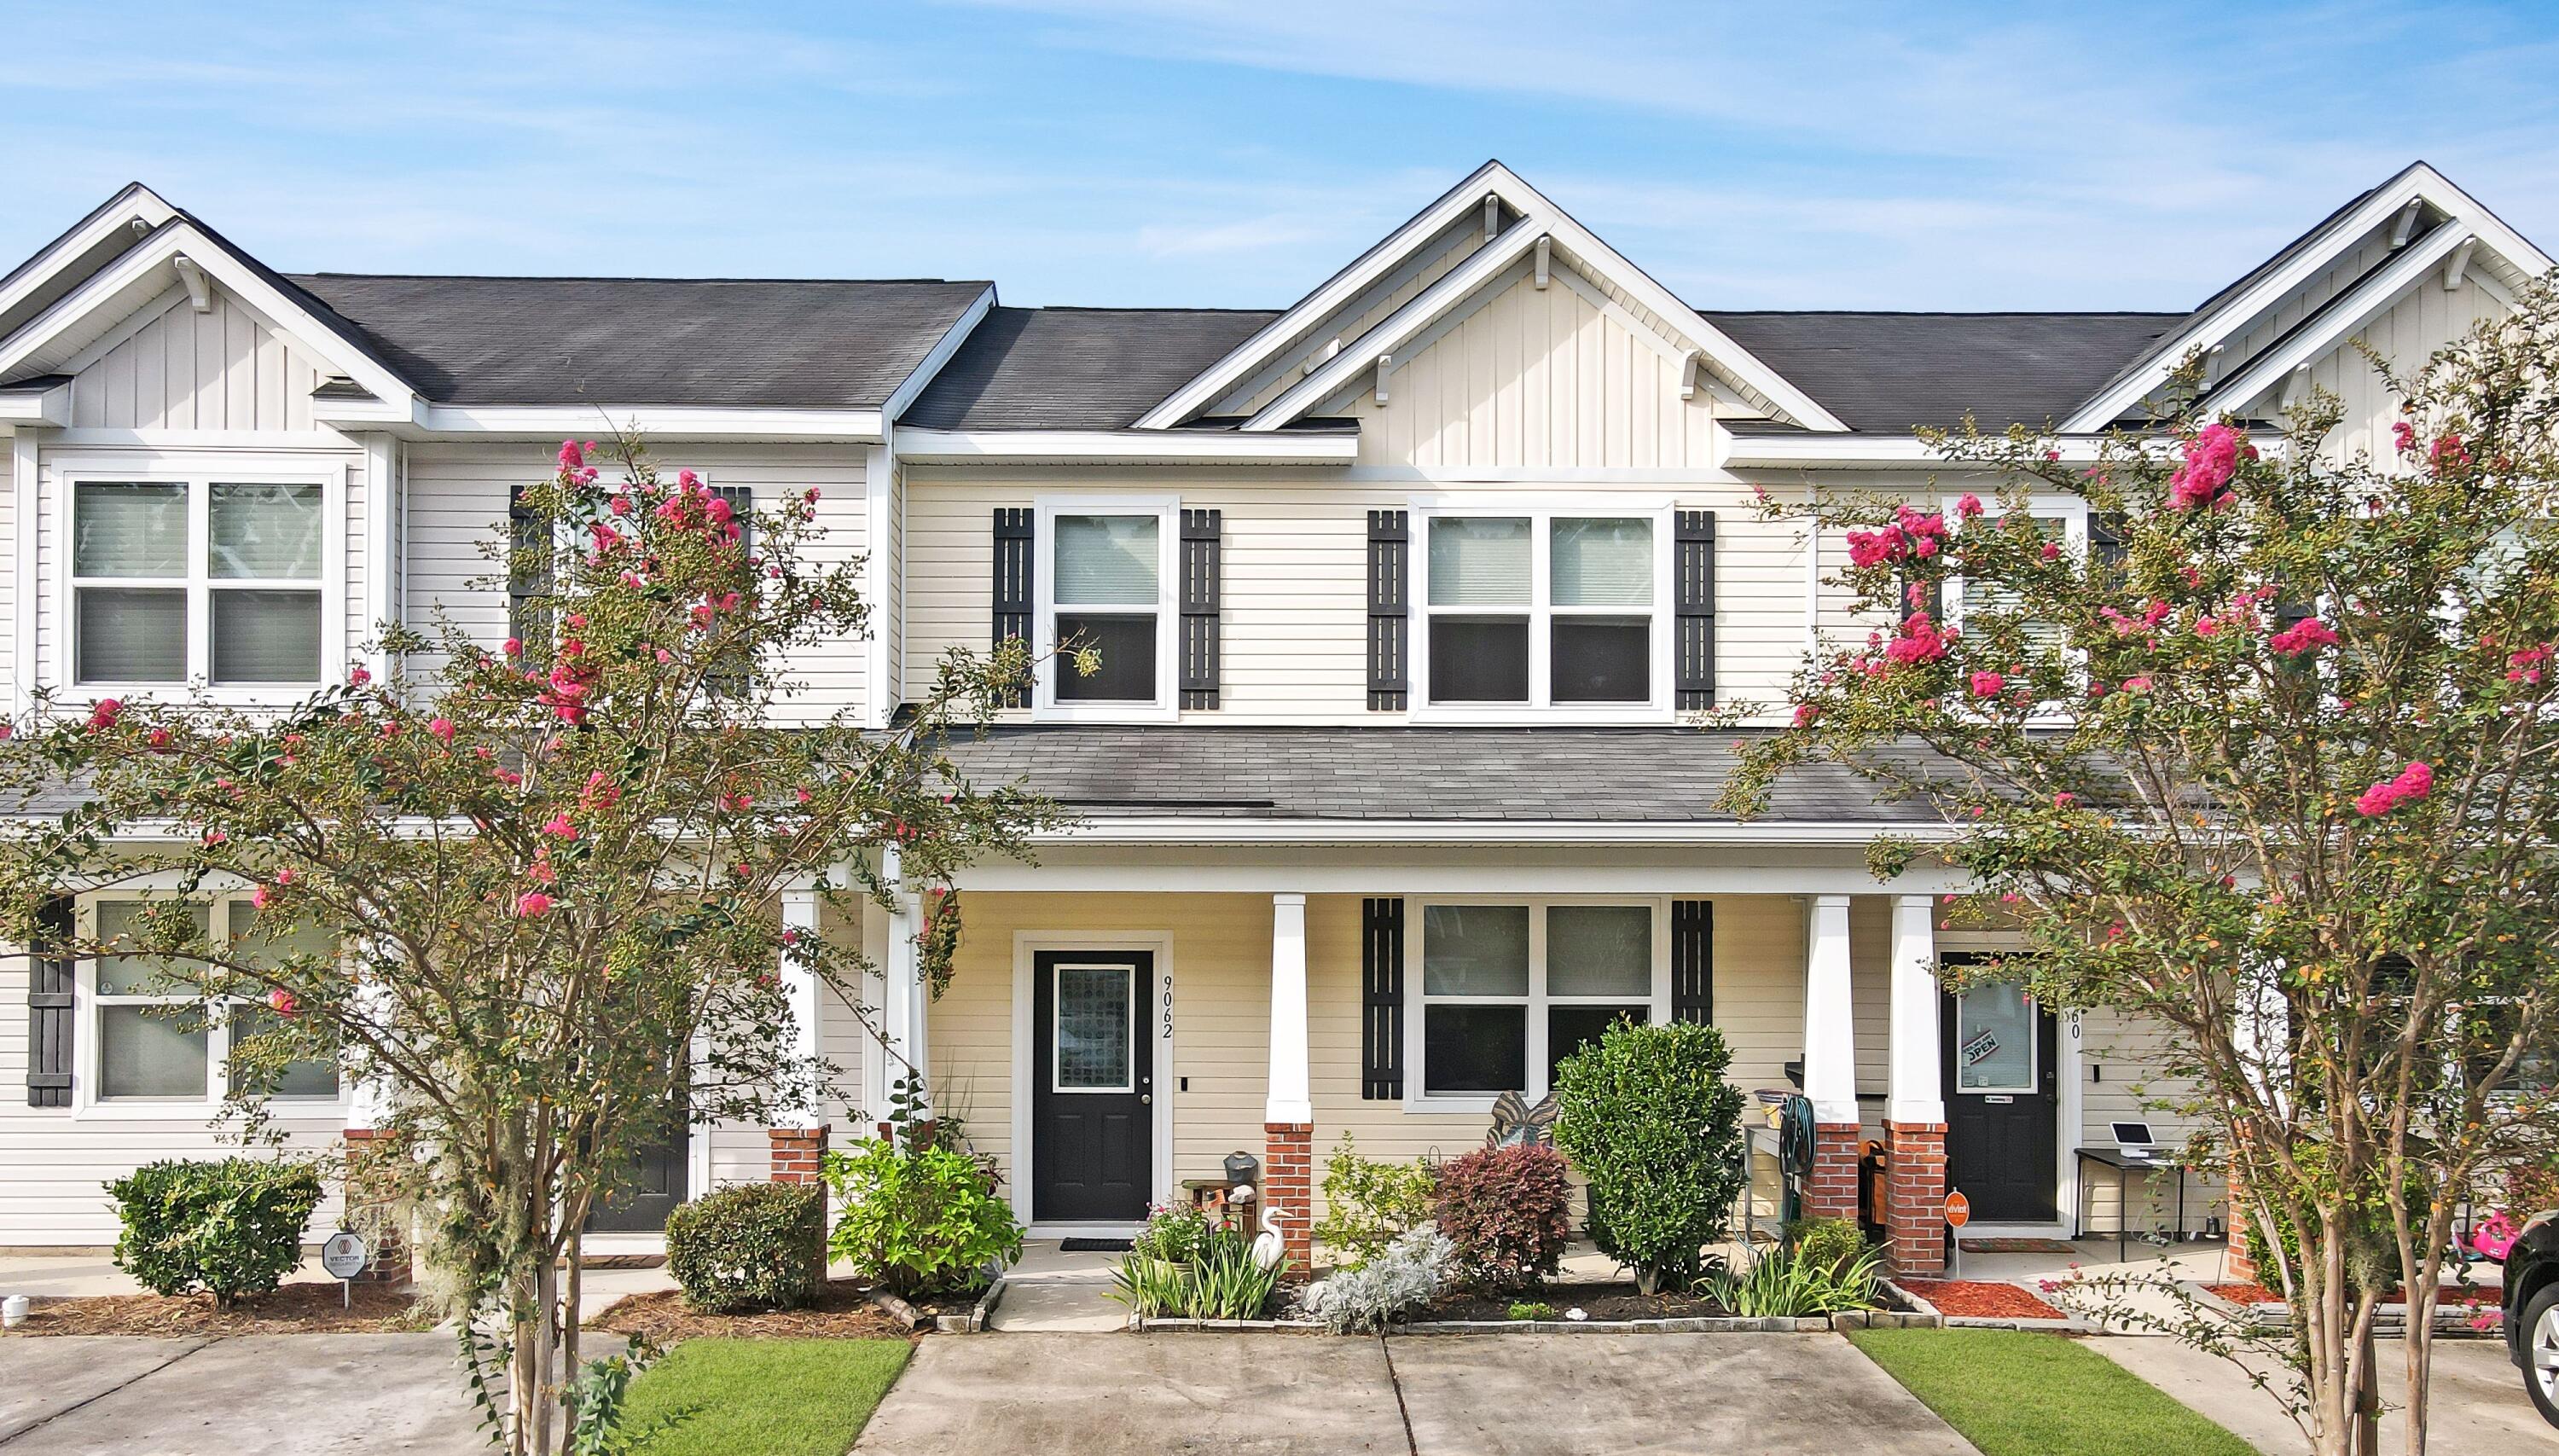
(1848, 1328, 2256, 1456)
(620, 1337, 913, 1456)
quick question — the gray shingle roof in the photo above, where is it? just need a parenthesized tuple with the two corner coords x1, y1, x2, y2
(283, 275, 989, 409)
(1700, 311, 2181, 434)
(937, 725, 1940, 824)
(900, 305, 1282, 430)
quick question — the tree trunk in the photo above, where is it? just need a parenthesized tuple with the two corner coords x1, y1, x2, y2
(508, 1268, 542, 1456)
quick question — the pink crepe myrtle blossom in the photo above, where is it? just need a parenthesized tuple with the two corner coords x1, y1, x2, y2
(1883, 612, 1950, 666)
(503, 637, 524, 657)
(1954, 493, 1984, 519)
(1790, 702, 1821, 729)
(541, 814, 578, 839)
(429, 717, 456, 742)
(2121, 676, 2153, 693)
(1968, 670, 2006, 699)
(2392, 420, 2418, 454)
(2508, 646, 2550, 685)
(86, 699, 123, 730)
(2053, 792, 2076, 808)
(2269, 618, 2339, 656)
(2040, 541, 2061, 560)
(267, 988, 299, 1018)
(514, 891, 554, 919)
(2429, 432, 2470, 472)
(252, 885, 274, 909)
(2355, 761, 2434, 816)
(2167, 423, 2252, 510)
(2194, 616, 2220, 637)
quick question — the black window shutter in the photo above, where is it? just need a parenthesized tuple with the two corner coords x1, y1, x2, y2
(26, 895, 74, 1107)
(2089, 511, 2128, 583)
(1670, 899, 1714, 1025)
(991, 508, 1033, 708)
(508, 486, 554, 661)
(1675, 510, 1717, 711)
(1361, 897, 1405, 1099)
(1180, 508, 1221, 710)
(1367, 511, 1409, 711)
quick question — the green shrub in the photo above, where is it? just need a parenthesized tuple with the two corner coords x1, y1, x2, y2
(664, 1181, 827, 1313)
(1784, 1215, 1871, 1276)
(822, 1140, 1022, 1298)
(1552, 1019, 1746, 1294)
(1311, 1134, 1436, 1267)
(106, 1157, 324, 1309)
(1707, 1241, 1883, 1316)
(1130, 1201, 1223, 1266)
(1506, 1299, 1558, 1321)
(1111, 1206, 1286, 1320)
(1434, 1144, 1573, 1293)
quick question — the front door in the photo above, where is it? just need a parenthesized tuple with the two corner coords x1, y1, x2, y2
(1032, 949, 1154, 1223)
(588, 1084, 691, 1233)
(1941, 969, 2058, 1223)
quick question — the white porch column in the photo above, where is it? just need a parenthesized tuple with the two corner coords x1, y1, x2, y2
(780, 884, 823, 1128)
(1886, 896, 1943, 1125)
(1801, 894, 1859, 1125)
(878, 844, 930, 1104)
(1266, 893, 1312, 1126)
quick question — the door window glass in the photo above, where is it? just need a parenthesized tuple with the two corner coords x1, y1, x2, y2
(1054, 964, 1134, 1091)
(1956, 981, 2036, 1091)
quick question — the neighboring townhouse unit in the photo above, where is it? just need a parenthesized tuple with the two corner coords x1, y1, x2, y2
(1, 161, 2545, 1273)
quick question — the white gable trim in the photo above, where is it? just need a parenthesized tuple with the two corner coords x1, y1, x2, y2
(2201, 223, 2478, 415)
(2063, 164, 2552, 433)
(0, 184, 180, 332)
(883, 284, 997, 424)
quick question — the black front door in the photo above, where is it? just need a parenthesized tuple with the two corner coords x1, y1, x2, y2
(1941, 967, 2059, 1223)
(589, 1070, 691, 1233)
(1032, 950, 1153, 1222)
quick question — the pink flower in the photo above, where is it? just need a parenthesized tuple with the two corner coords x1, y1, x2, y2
(2053, 792, 2076, 808)
(267, 988, 299, 1018)
(348, 665, 371, 686)
(1968, 670, 2006, 699)
(780, 928, 802, 947)
(2429, 432, 2470, 472)
(2392, 420, 2417, 454)
(429, 717, 456, 742)
(1791, 703, 1821, 729)
(542, 814, 578, 839)
(2355, 761, 2434, 816)
(2269, 618, 2339, 656)
(2121, 676, 2152, 693)
(1883, 612, 1949, 666)
(275, 867, 294, 885)
(514, 890, 554, 918)
(1954, 493, 1984, 519)
(503, 637, 524, 657)
(2195, 616, 2220, 637)
(2168, 423, 2250, 510)
(2043, 450, 2061, 462)
(558, 439, 585, 472)
(87, 699, 124, 730)
(2506, 646, 2550, 685)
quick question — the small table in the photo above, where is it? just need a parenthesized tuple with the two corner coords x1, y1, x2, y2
(2073, 1148, 2188, 1264)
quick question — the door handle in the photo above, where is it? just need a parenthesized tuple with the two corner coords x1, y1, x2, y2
(1140, 1094, 1152, 1105)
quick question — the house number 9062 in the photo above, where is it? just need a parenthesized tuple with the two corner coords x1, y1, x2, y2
(1162, 975, 1174, 1040)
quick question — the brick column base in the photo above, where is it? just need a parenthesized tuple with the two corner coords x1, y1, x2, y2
(769, 1126, 830, 1184)
(1883, 1121, 1948, 1275)
(1806, 1122, 1864, 1221)
(2224, 1152, 2257, 1283)
(1262, 1122, 1314, 1269)
(339, 1128, 412, 1285)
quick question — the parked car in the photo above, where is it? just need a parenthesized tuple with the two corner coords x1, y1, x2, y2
(2505, 1211, 2559, 1427)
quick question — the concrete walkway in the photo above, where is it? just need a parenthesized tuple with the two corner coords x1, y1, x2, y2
(855, 1331, 1977, 1455)
(0, 1334, 484, 1455)
(2095, 1335, 2555, 1456)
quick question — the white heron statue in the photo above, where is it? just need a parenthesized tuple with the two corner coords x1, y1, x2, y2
(1250, 1202, 1289, 1271)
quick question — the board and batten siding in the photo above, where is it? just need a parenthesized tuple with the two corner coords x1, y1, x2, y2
(66, 288, 334, 434)
(2297, 275, 2504, 464)
(403, 441, 871, 723)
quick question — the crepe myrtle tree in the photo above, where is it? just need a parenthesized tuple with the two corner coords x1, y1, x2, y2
(0, 433, 1064, 1456)
(1720, 281, 2559, 1456)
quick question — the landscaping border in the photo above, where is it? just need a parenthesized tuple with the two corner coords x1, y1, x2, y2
(1883, 1277, 2086, 1332)
(2178, 1280, 2501, 1339)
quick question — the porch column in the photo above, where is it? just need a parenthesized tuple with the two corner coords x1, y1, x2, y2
(768, 884, 829, 1183)
(1263, 893, 1314, 1267)
(1801, 895, 1862, 1221)
(1883, 895, 1948, 1273)
(342, 971, 410, 1284)
(2226, 966, 2291, 1280)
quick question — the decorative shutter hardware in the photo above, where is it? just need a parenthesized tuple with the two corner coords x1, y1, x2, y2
(1180, 508, 1221, 710)
(26, 895, 74, 1107)
(991, 508, 1033, 709)
(1367, 511, 1409, 711)
(1674, 510, 1717, 710)
(1671, 899, 1714, 1025)
(1361, 897, 1406, 1099)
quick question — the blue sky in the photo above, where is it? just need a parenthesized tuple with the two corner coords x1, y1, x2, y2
(3, 1, 2555, 310)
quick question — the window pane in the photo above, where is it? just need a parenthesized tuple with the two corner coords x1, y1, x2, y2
(1428, 518, 1530, 606)
(1549, 1004, 1649, 1084)
(1423, 904, 1529, 995)
(77, 589, 187, 683)
(96, 901, 212, 995)
(1552, 518, 1651, 606)
(99, 1006, 209, 1099)
(209, 484, 322, 579)
(1055, 966, 1133, 1090)
(1546, 905, 1651, 996)
(211, 591, 322, 684)
(73, 482, 187, 577)
(1055, 613, 1157, 701)
(1429, 618, 1529, 702)
(1425, 1004, 1526, 1093)
(229, 906, 337, 970)
(1956, 982, 2036, 1090)
(1961, 517, 2067, 651)
(1551, 618, 1650, 703)
(228, 1006, 340, 1099)
(1054, 515, 1159, 606)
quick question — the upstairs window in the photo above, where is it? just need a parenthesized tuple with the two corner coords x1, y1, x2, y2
(69, 471, 329, 690)
(1036, 501, 1176, 717)
(1419, 510, 1663, 712)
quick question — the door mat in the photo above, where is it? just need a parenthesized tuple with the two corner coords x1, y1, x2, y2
(1958, 1238, 2078, 1254)
(1059, 1238, 1134, 1253)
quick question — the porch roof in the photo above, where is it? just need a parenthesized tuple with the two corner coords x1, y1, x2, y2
(937, 725, 1945, 824)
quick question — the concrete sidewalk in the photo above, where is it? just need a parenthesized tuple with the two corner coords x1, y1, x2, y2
(0, 1334, 484, 1455)
(2094, 1336, 2554, 1456)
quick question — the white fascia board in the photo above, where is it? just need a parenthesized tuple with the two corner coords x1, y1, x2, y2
(1134, 161, 1508, 429)
(0, 380, 70, 426)
(1032, 817, 1958, 846)
(0, 184, 179, 328)
(1721, 433, 2119, 470)
(882, 284, 996, 424)
(402, 402, 885, 442)
(2203, 223, 2479, 415)
(2063, 164, 2554, 434)
(892, 427, 1358, 466)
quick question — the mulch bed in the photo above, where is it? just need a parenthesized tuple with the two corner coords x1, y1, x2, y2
(1897, 1279, 2067, 1320)
(2207, 1281, 2489, 1308)
(4, 1280, 430, 1337)
(583, 1277, 916, 1343)
(1424, 1282, 1729, 1322)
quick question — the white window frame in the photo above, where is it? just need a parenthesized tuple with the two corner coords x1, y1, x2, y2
(73, 887, 349, 1120)
(52, 455, 347, 705)
(1404, 896, 1671, 1113)
(1031, 494, 1181, 723)
(1409, 501, 1675, 723)
(1942, 493, 2087, 722)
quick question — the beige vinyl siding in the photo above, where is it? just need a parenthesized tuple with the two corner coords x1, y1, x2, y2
(2299, 275, 2504, 463)
(2079, 1005, 2222, 1235)
(403, 442, 868, 722)
(0, 438, 13, 703)
(67, 288, 332, 433)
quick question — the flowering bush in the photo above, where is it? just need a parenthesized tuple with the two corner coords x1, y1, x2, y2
(1433, 1144, 1572, 1293)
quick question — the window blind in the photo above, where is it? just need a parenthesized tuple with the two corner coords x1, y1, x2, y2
(1054, 515, 1159, 605)
(1551, 518, 1651, 606)
(1427, 518, 1530, 606)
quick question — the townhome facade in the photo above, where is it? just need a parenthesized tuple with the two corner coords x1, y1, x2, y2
(1, 161, 2544, 1273)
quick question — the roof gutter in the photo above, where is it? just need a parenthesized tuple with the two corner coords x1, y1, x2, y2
(896, 428, 1360, 466)
(334, 399, 893, 442)
(1720, 432, 2121, 472)
(1032, 816, 1959, 845)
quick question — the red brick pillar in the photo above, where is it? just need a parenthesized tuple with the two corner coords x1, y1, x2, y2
(2223, 1145, 2258, 1283)
(1883, 1121, 1948, 1274)
(1262, 1122, 1314, 1268)
(339, 1128, 412, 1285)
(769, 1125, 829, 1184)
(1807, 1123, 1864, 1221)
